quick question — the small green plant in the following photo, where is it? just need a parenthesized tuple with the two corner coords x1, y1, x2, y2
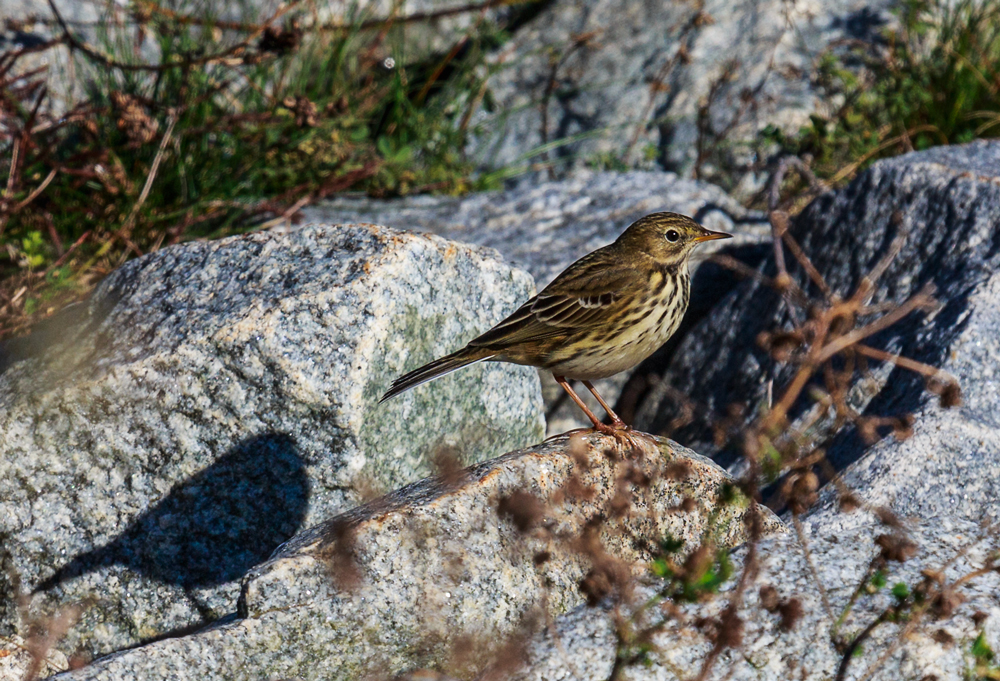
(764, 0, 1000, 183)
(970, 631, 1000, 680)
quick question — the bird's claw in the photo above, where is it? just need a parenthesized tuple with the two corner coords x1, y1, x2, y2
(592, 420, 647, 453)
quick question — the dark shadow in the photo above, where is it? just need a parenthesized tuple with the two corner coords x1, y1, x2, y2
(34, 432, 309, 594)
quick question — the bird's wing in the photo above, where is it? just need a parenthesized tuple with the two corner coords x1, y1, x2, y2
(469, 248, 642, 350)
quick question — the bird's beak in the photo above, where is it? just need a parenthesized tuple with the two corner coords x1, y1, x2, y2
(694, 229, 733, 242)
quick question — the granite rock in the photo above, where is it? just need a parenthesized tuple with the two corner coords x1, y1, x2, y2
(514, 513, 1000, 681)
(50, 432, 783, 681)
(0, 222, 544, 657)
(0, 635, 70, 681)
(303, 170, 768, 434)
(637, 140, 1000, 470)
(471, 0, 897, 193)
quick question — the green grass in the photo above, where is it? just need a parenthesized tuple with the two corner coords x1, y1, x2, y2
(0, 0, 513, 336)
(763, 0, 1000, 183)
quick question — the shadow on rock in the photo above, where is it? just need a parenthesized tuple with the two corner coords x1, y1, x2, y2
(34, 432, 309, 594)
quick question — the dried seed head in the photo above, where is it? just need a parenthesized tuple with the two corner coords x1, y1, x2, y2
(838, 492, 861, 513)
(663, 460, 692, 481)
(110, 92, 158, 148)
(931, 586, 963, 620)
(715, 607, 744, 648)
(875, 533, 917, 563)
(320, 519, 361, 590)
(778, 598, 804, 631)
(781, 470, 819, 515)
(931, 629, 955, 646)
(258, 24, 302, 55)
(497, 491, 547, 533)
(940, 382, 962, 408)
(759, 584, 780, 611)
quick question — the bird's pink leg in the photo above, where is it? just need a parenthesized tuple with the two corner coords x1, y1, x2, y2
(581, 380, 627, 428)
(553, 375, 607, 430)
(582, 380, 651, 450)
(555, 376, 642, 450)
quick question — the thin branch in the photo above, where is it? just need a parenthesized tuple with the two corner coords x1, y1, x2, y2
(850, 235, 907, 305)
(792, 514, 837, 625)
(12, 168, 58, 212)
(817, 285, 937, 363)
(834, 610, 888, 681)
(46, 0, 299, 72)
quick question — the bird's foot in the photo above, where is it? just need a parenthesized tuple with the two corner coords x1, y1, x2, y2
(592, 420, 647, 453)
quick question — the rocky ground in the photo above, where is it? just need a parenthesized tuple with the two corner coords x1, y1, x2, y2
(1, 140, 999, 680)
(3, 0, 1000, 678)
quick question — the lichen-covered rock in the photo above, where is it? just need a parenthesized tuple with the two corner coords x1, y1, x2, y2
(0, 222, 544, 657)
(52, 432, 783, 681)
(304, 170, 767, 434)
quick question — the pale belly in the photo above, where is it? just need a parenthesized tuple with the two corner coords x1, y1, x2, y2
(543, 304, 684, 380)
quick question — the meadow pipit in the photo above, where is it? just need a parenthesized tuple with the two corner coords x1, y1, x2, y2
(380, 213, 731, 437)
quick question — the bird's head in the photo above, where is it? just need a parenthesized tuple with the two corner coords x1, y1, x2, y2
(618, 212, 732, 267)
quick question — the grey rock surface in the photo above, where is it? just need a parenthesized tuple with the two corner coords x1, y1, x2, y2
(514, 513, 1000, 681)
(1, 635, 70, 681)
(637, 140, 1000, 470)
(52, 432, 782, 681)
(471, 0, 897, 193)
(303, 170, 768, 434)
(0, 222, 544, 657)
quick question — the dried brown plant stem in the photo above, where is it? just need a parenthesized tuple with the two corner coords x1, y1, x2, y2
(790, 514, 836, 624)
(816, 285, 937, 363)
(828, 125, 947, 185)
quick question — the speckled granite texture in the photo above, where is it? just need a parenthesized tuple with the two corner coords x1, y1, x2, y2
(50, 433, 781, 680)
(0, 222, 544, 657)
(514, 512, 1000, 681)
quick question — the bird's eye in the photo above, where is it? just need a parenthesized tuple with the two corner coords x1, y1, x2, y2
(665, 229, 680, 243)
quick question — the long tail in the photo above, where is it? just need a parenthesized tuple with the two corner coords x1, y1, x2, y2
(379, 347, 494, 403)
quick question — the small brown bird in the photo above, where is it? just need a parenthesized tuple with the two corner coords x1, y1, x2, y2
(380, 212, 731, 437)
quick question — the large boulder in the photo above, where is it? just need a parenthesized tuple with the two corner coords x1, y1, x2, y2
(470, 0, 897, 193)
(304, 169, 768, 434)
(0, 222, 544, 657)
(51, 432, 783, 681)
(637, 140, 1000, 470)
